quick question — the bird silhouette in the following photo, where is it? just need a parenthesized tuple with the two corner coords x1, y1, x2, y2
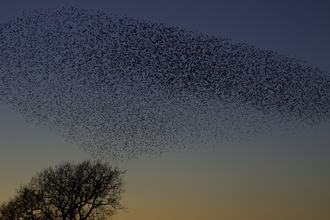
(0, 7, 329, 161)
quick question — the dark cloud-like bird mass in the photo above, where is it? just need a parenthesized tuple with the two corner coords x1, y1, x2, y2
(1, 8, 329, 161)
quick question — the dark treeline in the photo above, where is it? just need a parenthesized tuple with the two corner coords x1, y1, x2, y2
(0, 160, 126, 220)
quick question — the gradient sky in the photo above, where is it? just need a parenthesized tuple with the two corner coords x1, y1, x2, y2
(1, 1, 330, 220)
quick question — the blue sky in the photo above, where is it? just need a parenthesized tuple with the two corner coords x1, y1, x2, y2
(1, 1, 330, 219)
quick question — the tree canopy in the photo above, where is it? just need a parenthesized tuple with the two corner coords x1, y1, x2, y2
(0, 160, 126, 220)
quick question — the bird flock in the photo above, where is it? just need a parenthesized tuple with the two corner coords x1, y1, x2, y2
(0, 7, 329, 161)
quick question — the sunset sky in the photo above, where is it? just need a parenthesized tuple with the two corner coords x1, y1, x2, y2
(1, 1, 330, 220)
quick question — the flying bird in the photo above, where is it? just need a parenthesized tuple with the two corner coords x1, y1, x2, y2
(0, 7, 329, 161)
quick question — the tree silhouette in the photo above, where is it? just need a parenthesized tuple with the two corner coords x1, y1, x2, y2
(0, 160, 126, 220)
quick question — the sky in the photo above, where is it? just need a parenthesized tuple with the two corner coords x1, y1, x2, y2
(1, 0, 330, 220)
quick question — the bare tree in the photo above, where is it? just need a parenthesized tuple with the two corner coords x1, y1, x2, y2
(0, 160, 126, 220)
(0, 198, 21, 220)
(0, 186, 45, 220)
